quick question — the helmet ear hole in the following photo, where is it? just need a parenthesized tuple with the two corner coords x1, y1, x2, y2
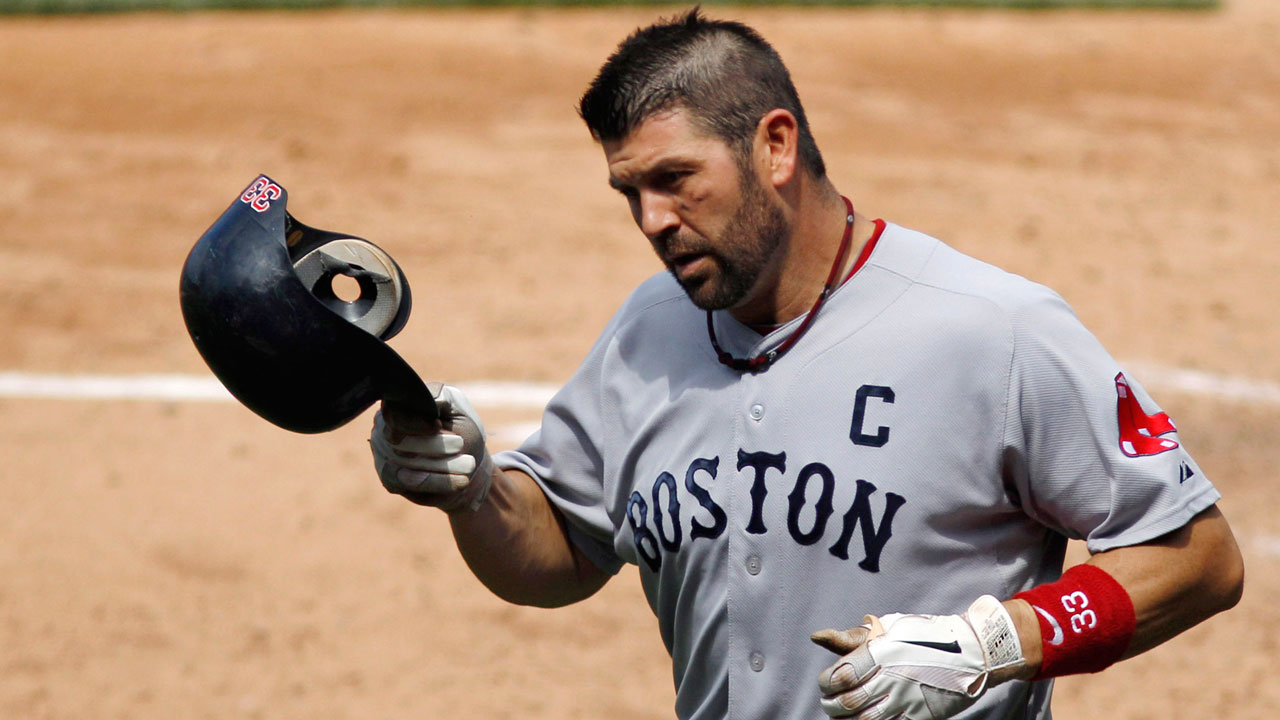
(330, 273, 362, 302)
(291, 238, 407, 339)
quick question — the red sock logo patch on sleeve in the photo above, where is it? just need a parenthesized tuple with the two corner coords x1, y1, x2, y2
(1115, 372, 1179, 457)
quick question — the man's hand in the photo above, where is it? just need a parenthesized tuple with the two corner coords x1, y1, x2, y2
(370, 384, 495, 513)
(811, 596, 1026, 719)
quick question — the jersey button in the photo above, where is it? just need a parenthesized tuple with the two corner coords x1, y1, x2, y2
(745, 555, 762, 576)
(749, 652, 766, 672)
(749, 404, 765, 421)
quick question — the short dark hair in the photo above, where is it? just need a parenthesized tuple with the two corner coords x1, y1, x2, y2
(578, 7, 826, 179)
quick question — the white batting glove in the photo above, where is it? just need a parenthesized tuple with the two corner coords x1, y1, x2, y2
(370, 384, 495, 514)
(812, 595, 1026, 720)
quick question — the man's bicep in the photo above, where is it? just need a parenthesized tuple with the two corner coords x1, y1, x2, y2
(1086, 504, 1244, 657)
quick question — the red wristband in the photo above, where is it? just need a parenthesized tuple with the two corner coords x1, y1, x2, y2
(1013, 564, 1136, 679)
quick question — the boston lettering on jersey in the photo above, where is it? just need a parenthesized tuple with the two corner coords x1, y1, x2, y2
(625, 384, 907, 574)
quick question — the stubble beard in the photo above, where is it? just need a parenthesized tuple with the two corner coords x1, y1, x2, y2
(667, 169, 790, 312)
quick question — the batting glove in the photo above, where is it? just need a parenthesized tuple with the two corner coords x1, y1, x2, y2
(812, 595, 1027, 720)
(370, 384, 495, 514)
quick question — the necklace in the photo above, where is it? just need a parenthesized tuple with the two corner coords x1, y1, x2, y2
(707, 195, 855, 373)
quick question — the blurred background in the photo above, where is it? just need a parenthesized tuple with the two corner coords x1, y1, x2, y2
(0, 0, 1276, 718)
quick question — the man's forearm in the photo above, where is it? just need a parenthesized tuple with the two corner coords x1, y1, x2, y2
(1006, 505, 1244, 677)
(449, 466, 610, 608)
(1090, 504, 1243, 658)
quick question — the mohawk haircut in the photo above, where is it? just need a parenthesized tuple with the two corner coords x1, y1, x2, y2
(578, 7, 826, 179)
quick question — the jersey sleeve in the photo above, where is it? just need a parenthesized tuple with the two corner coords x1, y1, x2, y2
(492, 311, 627, 576)
(1000, 288, 1221, 553)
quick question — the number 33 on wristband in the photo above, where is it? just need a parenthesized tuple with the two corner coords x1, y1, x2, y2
(1062, 591, 1097, 634)
(1015, 565, 1136, 678)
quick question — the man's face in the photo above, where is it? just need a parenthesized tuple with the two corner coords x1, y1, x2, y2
(602, 108, 789, 312)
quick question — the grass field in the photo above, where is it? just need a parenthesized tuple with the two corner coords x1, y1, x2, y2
(0, 0, 1220, 16)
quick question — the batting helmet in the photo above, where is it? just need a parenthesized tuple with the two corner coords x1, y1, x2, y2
(179, 175, 437, 433)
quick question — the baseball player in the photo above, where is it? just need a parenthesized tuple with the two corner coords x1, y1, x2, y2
(370, 10, 1243, 720)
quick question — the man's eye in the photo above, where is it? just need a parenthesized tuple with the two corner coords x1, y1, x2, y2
(658, 171, 687, 188)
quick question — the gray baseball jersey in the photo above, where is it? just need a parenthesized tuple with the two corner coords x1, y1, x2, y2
(494, 221, 1220, 720)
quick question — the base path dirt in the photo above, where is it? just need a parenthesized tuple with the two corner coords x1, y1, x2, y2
(0, 3, 1276, 719)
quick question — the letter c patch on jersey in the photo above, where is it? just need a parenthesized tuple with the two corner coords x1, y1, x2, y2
(1114, 372, 1179, 457)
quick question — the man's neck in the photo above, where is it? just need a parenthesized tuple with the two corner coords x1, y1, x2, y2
(729, 189, 874, 327)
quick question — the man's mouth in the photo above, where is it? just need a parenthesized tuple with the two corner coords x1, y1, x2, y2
(670, 251, 711, 275)
(668, 251, 710, 275)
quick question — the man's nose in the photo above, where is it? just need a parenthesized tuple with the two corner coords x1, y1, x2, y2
(637, 190, 679, 240)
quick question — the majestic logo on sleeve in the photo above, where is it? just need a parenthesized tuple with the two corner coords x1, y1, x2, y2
(1114, 372, 1179, 457)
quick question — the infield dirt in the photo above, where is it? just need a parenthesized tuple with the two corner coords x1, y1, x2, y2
(0, 3, 1277, 718)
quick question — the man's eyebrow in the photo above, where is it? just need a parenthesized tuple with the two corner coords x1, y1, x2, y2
(608, 159, 694, 191)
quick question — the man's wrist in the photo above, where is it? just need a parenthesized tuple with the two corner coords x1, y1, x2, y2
(1002, 599, 1044, 681)
(1012, 564, 1137, 680)
(961, 595, 1028, 690)
(440, 452, 497, 515)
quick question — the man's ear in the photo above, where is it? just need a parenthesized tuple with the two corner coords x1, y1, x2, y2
(757, 109, 800, 188)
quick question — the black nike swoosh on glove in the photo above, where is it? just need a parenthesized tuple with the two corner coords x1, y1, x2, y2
(901, 640, 963, 653)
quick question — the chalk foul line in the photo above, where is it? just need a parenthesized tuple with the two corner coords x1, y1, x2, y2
(0, 372, 558, 410)
(0, 361, 1276, 409)
(1123, 362, 1280, 407)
